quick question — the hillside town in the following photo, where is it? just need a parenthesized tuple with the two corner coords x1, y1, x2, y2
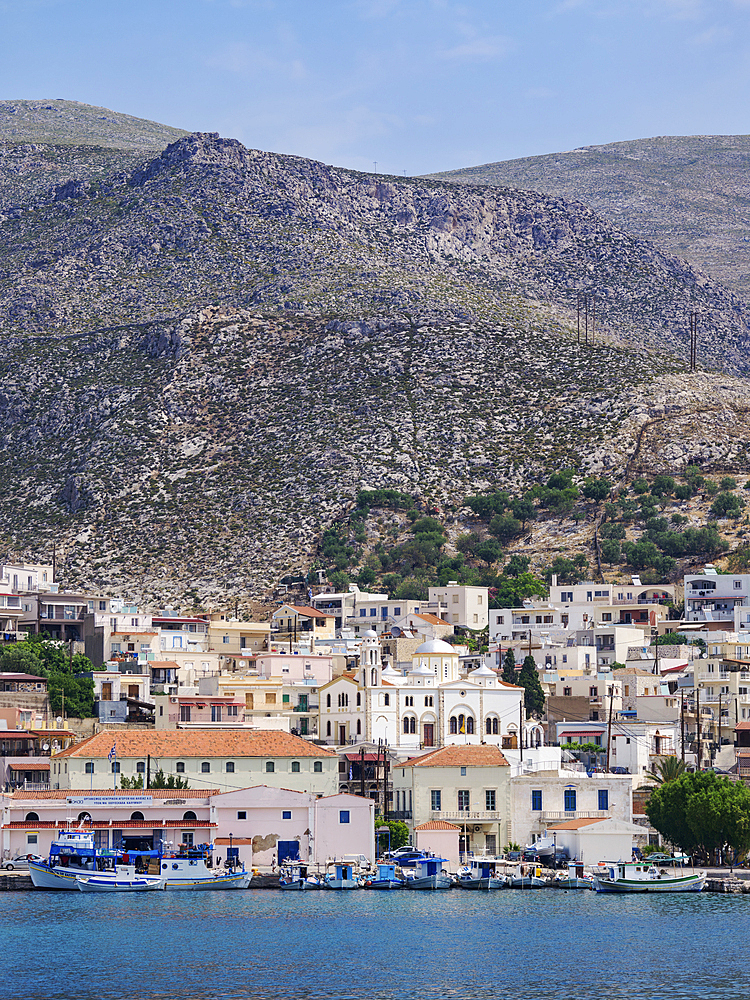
(0, 558, 746, 872)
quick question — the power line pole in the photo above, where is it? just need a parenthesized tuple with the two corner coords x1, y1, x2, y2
(605, 686, 614, 773)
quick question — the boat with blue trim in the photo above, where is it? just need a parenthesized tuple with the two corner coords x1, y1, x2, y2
(592, 861, 705, 893)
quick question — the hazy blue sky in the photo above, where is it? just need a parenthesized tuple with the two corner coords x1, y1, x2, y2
(2, 0, 750, 174)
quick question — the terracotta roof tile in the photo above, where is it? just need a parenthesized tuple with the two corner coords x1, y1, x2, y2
(414, 820, 461, 831)
(11, 788, 218, 799)
(403, 745, 509, 768)
(276, 605, 331, 618)
(53, 730, 336, 760)
(548, 817, 608, 831)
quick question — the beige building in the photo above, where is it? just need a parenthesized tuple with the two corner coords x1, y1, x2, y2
(392, 744, 511, 856)
(271, 604, 336, 648)
(427, 584, 488, 630)
(51, 730, 338, 794)
(207, 616, 271, 655)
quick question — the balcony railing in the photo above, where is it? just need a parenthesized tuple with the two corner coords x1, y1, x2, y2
(430, 810, 502, 822)
(540, 810, 608, 822)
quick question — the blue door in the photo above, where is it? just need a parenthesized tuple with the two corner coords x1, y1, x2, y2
(278, 840, 299, 863)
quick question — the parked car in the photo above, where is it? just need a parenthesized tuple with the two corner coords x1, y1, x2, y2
(385, 849, 426, 867)
(644, 853, 673, 863)
(4, 854, 42, 871)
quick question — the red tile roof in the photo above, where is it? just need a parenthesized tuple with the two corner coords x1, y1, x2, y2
(414, 820, 461, 831)
(12, 788, 218, 800)
(403, 745, 509, 768)
(548, 817, 608, 831)
(276, 605, 331, 618)
(53, 730, 336, 760)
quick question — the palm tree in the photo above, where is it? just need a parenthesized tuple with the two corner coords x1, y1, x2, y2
(639, 756, 686, 790)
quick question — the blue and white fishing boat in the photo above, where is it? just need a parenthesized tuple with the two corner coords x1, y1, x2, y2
(278, 861, 322, 890)
(160, 846, 250, 890)
(405, 857, 452, 890)
(457, 858, 508, 890)
(592, 861, 705, 893)
(365, 862, 405, 889)
(555, 862, 593, 890)
(76, 863, 165, 892)
(29, 829, 120, 890)
(509, 864, 547, 889)
(324, 861, 362, 889)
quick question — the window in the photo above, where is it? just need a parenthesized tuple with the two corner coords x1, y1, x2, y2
(531, 790, 542, 811)
(356, 719, 361, 735)
(598, 789, 609, 810)
(85, 762, 94, 774)
(227, 705, 238, 717)
(25, 812, 40, 822)
(425, 695, 433, 707)
(450, 716, 457, 734)
(27, 834, 38, 845)
(289, 760, 301, 773)
(369, 608, 376, 616)
(359, 609, 366, 617)
(486, 789, 496, 811)
(326, 721, 331, 737)
(180, 705, 191, 723)
(466, 717, 474, 735)
(458, 790, 470, 811)
(176, 761, 185, 773)
(314, 761, 323, 772)
(564, 788, 577, 812)
(237, 811, 247, 820)
(136, 762, 146, 774)
(266, 761, 275, 773)
(222, 636, 230, 644)
(590, 687, 598, 697)
(563, 687, 572, 697)
(182, 832, 194, 846)
(735, 580, 743, 590)
(326, 693, 331, 708)
(431, 789, 441, 811)
(356, 692, 361, 706)
(111, 762, 120, 773)
(340, 810, 350, 824)
(394, 607, 401, 616)
(226, 762, 235, 773)
(201, 762, 210, 773)
(384, 693, 389, 706)
(282, 810, 292, 820)
(460, 766, 467, 776)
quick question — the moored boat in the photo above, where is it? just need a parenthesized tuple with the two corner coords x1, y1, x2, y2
(279, 862, 322, 890)
(324, 862, 362, 889)
(365, 862, 405, 889)
(76, 864, 165, 893)
(592, 861, 706, 893)
(160, 846, 250, 890)
(29, 829, 121, 890)
(457, 858, 508, 890)
(405, 857, 452, 890)
(509, 864, 547, 889)
(555, 862, 593, 890)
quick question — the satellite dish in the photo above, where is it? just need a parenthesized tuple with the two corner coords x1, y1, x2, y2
(56, 716, 62, 724)
(42, 743, 49, 751)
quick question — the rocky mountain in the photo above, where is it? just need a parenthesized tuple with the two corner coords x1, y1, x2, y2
(426, 135, 750, 301)
(2, 106, 750, 605)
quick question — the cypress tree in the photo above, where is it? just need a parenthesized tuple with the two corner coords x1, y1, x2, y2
(518, 654, 545, 718)
(502, 648, 517, 685)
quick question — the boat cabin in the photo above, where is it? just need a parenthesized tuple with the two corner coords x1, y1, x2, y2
(414, 858, 447, 878)
(376, 862, 397, 880)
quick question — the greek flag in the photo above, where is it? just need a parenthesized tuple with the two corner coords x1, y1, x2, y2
(108, 743, 116, 763)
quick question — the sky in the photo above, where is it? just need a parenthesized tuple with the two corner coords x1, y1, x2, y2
(2, 0, 750, 175)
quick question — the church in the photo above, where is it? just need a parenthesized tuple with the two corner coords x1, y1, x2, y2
(318, 631, 524, 749)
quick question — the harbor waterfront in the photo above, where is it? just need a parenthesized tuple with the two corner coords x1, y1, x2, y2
(3, 889, 750, 1000)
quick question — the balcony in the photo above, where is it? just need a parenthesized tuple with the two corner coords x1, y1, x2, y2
(389, 810, 412, 821)
(540, 810, 608, 822)
(430, 810, 502, 822)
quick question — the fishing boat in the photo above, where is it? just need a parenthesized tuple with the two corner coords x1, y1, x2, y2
(76, 863, 165, 893)
(509, 863, 547, 889)
(592, 861, 706, 893)
(279, 861, 322, 890)
(324, 861, 362, 889)
(555, 861, 593, 890)
(456, 858, 508, 890)
(29, 829, 121, 890)
(405, 857, 452, 890)
(365, 862, 405, 889)
(159, 845, 250, 890)
(525, 834, 556, 866)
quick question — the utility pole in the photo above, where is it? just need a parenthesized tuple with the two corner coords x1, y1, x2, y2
(605, 686, 614, 773)
(681, 692, 685, 762)
(696, 685, 701, 771)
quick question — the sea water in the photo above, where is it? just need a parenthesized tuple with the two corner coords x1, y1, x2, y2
(1, 888, 745, 999)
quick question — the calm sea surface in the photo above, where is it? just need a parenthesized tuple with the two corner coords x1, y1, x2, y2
(1, 888, 746, 1000)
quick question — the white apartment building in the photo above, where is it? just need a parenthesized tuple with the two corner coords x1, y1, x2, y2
(685, 566, 750, 625)
(427, 584, 488, 630)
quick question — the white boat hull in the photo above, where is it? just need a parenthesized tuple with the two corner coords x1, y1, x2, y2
(509, 876, 547, 889)
(165, 873, 250, 890)
(458, 876, 508, 890)
(593, 872, 705, 893)
(30, 861, 93, 890)
(76, 874, 165, 892)
(325, 878, 361, 889)
(407, 873, 452, 890)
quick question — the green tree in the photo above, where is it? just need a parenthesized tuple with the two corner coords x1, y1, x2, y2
(651, 475, 677, 497)
(503, 554, 530, 578)
(510, 497, 536, 530)
(375, 817, 409, 852)
(456, 532, 480, 555)
(710, 491, 745, 519)
(492, 572, 548, 608)
(120, 774, 145, 789)
(601, 538, 621, 565)
(501, 648, 517, 685)
(582, 477, 612, 503)
(518, 654, 545, 718)
(639, 756, 687, 788)
(475, 538, 503, 567)
(488, 513, 523, 544)
(150, 768, 189, 789)
(646, 770, 750, 861)
(631, 478, 649, 494)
